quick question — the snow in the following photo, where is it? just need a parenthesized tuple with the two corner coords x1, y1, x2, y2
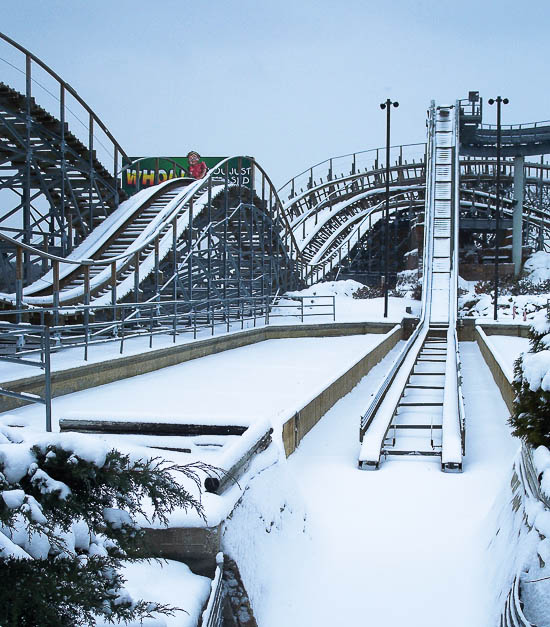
(223, 341, 520, 626)
(485, 335, 530, 379)
(94, 559, 211, 627)
(2, 267, 547, 623)
(6, 335, 384, 432)
(459, 251, 550, 323)
(2, 332, 395, 532)
(525, 251, 550, 284)
(1, 489, 25, 509)
(520, 350, 550, 392)
(441, 329, 463, 465)
(274, 282, 421, 324)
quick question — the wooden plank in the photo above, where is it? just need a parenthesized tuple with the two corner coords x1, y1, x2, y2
(59, 419, 248, 436)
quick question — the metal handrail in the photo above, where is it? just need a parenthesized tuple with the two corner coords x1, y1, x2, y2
(0, 323, 51, 431)
(0, 31, 128, 163)
(201, 553, 224, 627)
(278, 142, 426, 197)
(480, 120, 550, 131)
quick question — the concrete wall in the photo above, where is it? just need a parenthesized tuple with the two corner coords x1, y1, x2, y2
(0, 321, 397, 413)
(474, 326, 515, 414)
(460, 263, 515, 282)
(458, 319, 529, 342)
(142, 525, 223, 577)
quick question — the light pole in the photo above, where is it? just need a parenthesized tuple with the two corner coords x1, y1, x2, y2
(488, 96, 509, 321)
(380, 99, 399, 318)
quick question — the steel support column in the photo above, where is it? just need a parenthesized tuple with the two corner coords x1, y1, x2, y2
(512, 155, 524, 275)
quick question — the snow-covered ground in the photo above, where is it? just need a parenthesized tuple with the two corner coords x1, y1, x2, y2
(223, 341, 520, 626)
(486, 335, 530, 376)
(95, 560, 211, 627)
(3, 333, 397, 530)
(274, 279, 421, 322)
(459, 251, 550, 323)
(3, 272, 547, 625)
(7, 335, 385, 434)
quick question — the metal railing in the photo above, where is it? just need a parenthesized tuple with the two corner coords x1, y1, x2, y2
(200, 553, 224, 627)
(270, 295, 336, 322)
(0, 323, 51, 430)
(1, 296, 270, 359)
(0, 293, 338, 430)
(481, 119, 550, 131)
(278, 143, 427, 203)
(0, 30, 128, 182)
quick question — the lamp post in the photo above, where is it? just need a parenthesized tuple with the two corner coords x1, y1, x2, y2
(380, 99, 399, 318)
(488, 96, 509, 321)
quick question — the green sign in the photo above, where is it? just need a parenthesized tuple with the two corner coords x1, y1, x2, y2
(121, 156, 252, 196)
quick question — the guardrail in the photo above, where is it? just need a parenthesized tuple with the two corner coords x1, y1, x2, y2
(278, 143, 426, 203)
(200, 552, 225, 627)
(270, 295, 335, 322)
(359, 319, 422, 441)
(0, 323, 51, 430)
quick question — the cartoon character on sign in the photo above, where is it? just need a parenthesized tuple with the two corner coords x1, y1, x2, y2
(187, 151, 208, 179)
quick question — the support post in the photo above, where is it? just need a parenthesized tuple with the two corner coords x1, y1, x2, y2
(512, 155, 524, 276)
(24, 54, 32, 283)
(44, 326, 52, 432)
(15, 247, 23, 325)
(84, 265, 90, 361)
(53, 260, 60, 328)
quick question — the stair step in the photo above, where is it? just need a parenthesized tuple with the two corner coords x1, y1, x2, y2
(399, 401, 443, 407)
(388, 424, 443, 430)
(381, 449, 442, 457)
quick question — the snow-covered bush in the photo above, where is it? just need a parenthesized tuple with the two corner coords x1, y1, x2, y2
(0, 426, 207, 626)
(512, 310, 550, 447)
(352, 285, 384, 299)
(394, 269, 421, 300)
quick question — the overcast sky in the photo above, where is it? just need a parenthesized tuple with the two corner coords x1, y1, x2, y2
(2, 0, 549, 186)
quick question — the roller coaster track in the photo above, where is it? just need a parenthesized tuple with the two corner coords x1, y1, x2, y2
(278, 141, 550, 285)
(0, 30, 128, 271)
(0, 157, 304, 314)
(0, 32, 549, 343)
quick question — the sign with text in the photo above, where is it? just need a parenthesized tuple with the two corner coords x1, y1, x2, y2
(121, 156, 252, 196)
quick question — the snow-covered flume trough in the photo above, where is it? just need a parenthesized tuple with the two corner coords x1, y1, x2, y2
(358, 103, 465, 472)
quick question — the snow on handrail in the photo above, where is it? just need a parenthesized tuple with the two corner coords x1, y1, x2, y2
(200, 552, 224, 627)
